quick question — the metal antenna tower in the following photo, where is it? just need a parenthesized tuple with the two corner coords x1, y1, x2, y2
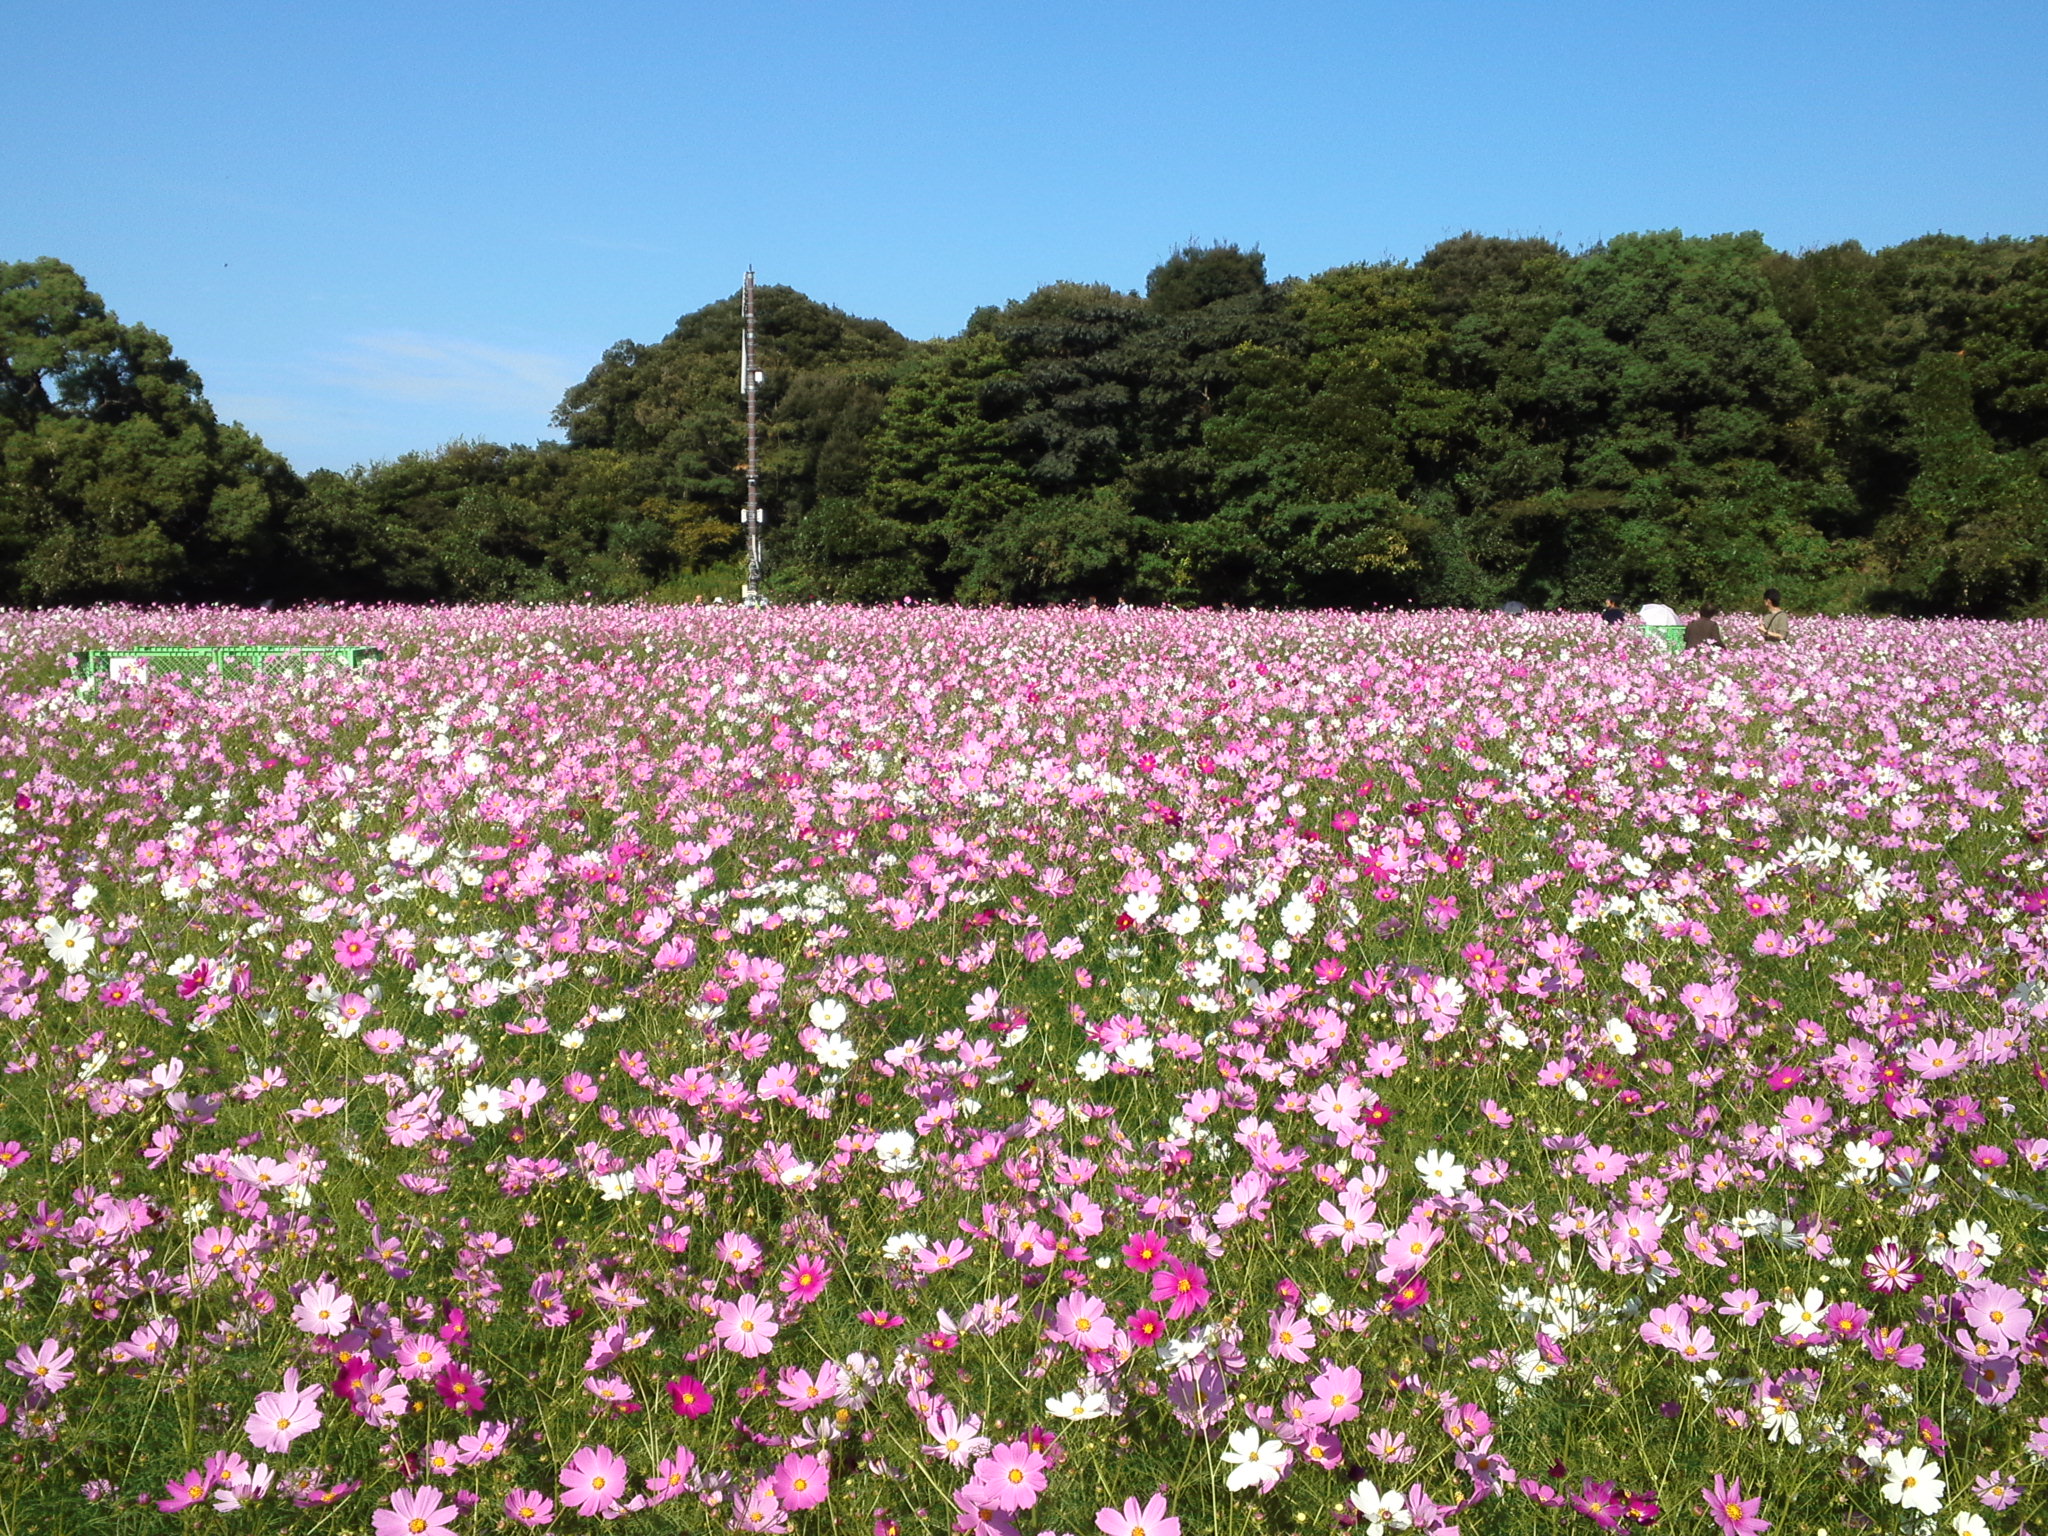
(740, 268, 765, 607)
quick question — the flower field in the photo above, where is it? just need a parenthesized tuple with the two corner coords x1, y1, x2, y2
(0, 603, 2045, 1536)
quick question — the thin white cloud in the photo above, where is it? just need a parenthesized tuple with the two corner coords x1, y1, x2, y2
(315, 331, 578, 412)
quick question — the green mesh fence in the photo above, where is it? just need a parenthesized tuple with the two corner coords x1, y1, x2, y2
(69, 646, 384, 688)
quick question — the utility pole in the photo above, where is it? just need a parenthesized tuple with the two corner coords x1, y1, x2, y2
(740, 268, 766, 607)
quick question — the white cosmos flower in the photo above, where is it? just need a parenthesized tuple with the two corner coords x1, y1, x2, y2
(457, 1084, 506, 1127)
(1220, 1425, 1289, 1492)
(1880, 1445, 1945, 1514)
(1775, 1288, 1828, 1336)
(1044, 1387, 1110, 1420)
(1839, 1140, 1884, 1181)
(1122, 890, 1159, 924)
(873, 1131, 919, 1172)
(1601, 1018, 1638, 1056)
(43, 920, 93, 971)
(1349, 1479, 1413, 1534)
(1075, 1051, 1111, 1082)
(808, 997, 848, 1031)
(815, 1035, 856, 1070)
(1414, 1149, 1468, 1195)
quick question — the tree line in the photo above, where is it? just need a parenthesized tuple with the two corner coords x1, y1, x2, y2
(4, 233, 2045, 613)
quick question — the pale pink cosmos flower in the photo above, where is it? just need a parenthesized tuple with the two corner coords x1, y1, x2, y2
(291, 1279, 355, 1338)
(372, 1485, 458, 1536)
(7, 1338, 75, 1393)
(246, 1366, 324, 1454)
(1096, 1492, 1180, 1536)
(713, 1293, 780, 1357)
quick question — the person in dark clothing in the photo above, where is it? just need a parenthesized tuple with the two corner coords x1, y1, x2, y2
(1600, 598, 1627, 624)
(1683, 605, 1726, 650)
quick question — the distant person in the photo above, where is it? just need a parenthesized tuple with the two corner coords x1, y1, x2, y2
(1683, 605, 1726, 650)
(1758, 588, 1791, 643)
(1600, 597, 1627, 625)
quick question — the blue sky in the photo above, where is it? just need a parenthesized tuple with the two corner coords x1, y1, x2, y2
(12, 1, 2045, 473)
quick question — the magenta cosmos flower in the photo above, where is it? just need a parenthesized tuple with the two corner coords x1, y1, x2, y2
(372, 1485, 459, 1536)
(667, 1375, 713, 1417)
(1703, 1474, 1769, 1536)
(1150, 1256, 1210, 1320)
(559, 1444, 629, 1518)
(433, 1362, 486, 1414)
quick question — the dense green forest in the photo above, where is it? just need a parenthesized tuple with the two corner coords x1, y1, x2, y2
(4, 233, 2046, 612)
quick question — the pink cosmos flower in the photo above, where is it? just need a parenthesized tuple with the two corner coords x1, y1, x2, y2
(1053, 1291, 1112, 1349)
(1903, 1036, 1963, 1079)
(558, 1444, 629, 1518)
(157, 1468, 215, 1512)
(1267, 1306, 1313, 1363)
(504, 1488, 556, 1526)
(735, 1481, 789, 1529)
(1096, 1492, 1180, 1536)
(1305, 1361, 1363, 1424)
(718, 1230, 765, 1270)
(396, 1332, 450, 1380)
(372, 1485, 459, 1536)
(775, 1362, 842, 1411)
(245, 1366, 324, 1453)
(334, 929, 379, 970)
(7, 1338, 75, 1393)
(645, 1448, 696, 1505)
(1573, 1143, 1625, 1184)
(713, 1293, 781, 1357)
(1574, 1479, 1624, 1530)
(1127, 1308, 1166, 1348)
(968, 1439, 1049, 1511)
(771, 1451, 831, 1511)
(1388, 1275, 1429, 1313)
(1962, 1282, 2033, 1346)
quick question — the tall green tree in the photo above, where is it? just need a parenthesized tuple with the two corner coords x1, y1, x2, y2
(553, 285, 909, 526)
(0, 258, 297, 602)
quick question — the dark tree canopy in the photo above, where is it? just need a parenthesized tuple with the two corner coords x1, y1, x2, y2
(6, 235, 2048, 614)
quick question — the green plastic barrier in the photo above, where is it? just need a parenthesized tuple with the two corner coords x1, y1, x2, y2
(70, 646, 384, 688)
(1647, 624, 1685, 653)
